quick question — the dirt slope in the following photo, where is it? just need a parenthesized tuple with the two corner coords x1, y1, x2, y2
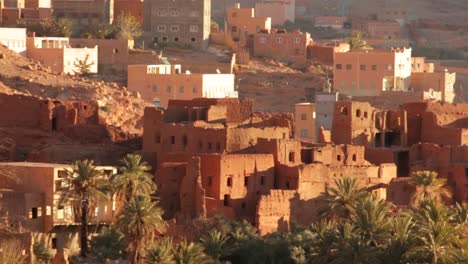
(0, 45, 150, 135)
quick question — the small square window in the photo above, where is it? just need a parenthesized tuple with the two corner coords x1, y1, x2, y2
(227, 177, 232, 187)
(179, 86, 184, 93)
(276, 37, 283, 44)
(346, 64, 352, 70)
(192, 86, 198, 93)
(166, 86, 172, 93)
(336, 64, 342, 70)
(300, 129, 308, 137)
(371, 65, 377, 71)
(360, 65, 366, 71)
(152, 85, 157, 92)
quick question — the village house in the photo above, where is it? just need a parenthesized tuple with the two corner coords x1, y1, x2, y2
(294, 102, 315, 142)
(26, 36, 98, 75)
(143, 0, 211, 50)
(333, 47, 412, 96)
(255, 0, 295, 26)
(352, 18, 402, 40)
(127, 64, 238, 107)
(307, 42, 350, 65)
(253, 28, 311, 64)
(0, 0, 52, 26)
(0, 27, 26, 54)
(224, 3, 271, 48)
(410, 71, 456, 103)
(52, 0, 114, 29)
(0, 162, 117, 248)
(314, 15, 346, 29)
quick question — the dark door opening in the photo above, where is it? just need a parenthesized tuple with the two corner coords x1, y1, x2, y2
(301, 149, 313, 164)
(375, 132, 382, 147)
(385, 132, 401, 147)
(51, 117, 57, 131)
(396, 151, 409, 177)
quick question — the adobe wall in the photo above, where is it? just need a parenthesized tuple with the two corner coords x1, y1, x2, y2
(167, 98, 254, 123)
(26, 47, 63, 73)
(256, 190, 297, 235)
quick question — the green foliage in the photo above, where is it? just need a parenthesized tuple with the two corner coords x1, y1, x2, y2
(80, 14, 141, 40)
(346, 31, 370, 50)
(17, 18, 74, 37)
(73, 54, 95, 76)
(59, 159, 111, 257)
(282, 19, 346, 39)
(410, 171, 452, 205)
(319, 177, 368, 219)
(114, 14, 142, 40)
(110, 154, 156, 203)
(116, 195, 166, 263)
(33, 240, 52, 264)
(146, 237, 174, 264)
(81, 24, 115, 39)
(173, 240, 212, 264)
(90, 227, 127, 263)
(0, 239, 27, 264)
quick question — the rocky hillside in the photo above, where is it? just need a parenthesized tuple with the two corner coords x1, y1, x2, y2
(0, 45, 150, 135)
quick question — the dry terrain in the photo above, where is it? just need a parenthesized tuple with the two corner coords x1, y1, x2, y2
(0, 45, 150, 135)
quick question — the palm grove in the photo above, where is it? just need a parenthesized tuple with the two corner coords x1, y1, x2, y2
(1, 154, 467, 263)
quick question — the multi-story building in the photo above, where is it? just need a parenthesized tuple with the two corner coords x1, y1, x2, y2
(333, 48, 412, 96)
(225, 3, 271, 45)
(307, 42, 350, 65)
(0, 27, 26, 54)
(127, 64, 238, 107)
(52, 0, 114, 29)
(294, 103, 315, 142)
(253, 28, 311, 63)
(352, 18, 401, 40)
(0, 162, 116, 248)
(143, 0, 211, 50)
(142, 98, 396, 234)
(255, 0, 295, 25)
(0, 0, 52, 25)
(411, 71, 456, 103)
(26, 36, 98, 75)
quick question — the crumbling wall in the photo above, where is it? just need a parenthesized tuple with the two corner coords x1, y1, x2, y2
(256, 190, 297, 235)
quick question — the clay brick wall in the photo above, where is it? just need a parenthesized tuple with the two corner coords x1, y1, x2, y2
(253, 29, 310, 63)
(168, 98, 254, 123)
(256, 190, 297, 235)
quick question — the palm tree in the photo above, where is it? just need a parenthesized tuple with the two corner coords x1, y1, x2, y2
(111, 154, 156, 204)
(146, 237, 174, 264)
(406, 199, 461, 263)
(200, 230, 229, 262)
(383, 216, 415, 264)
(346, 31, 370, 50)
(319, 177, 367, 219)
(173, 240, 212, 264)
(59, 159, 110, 257)
(351, 194, 391, 245)
(116, 195, 166, 264)
(410, 171, 452, 206)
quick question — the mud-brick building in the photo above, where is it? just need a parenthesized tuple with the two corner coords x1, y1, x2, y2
(142, 98, 397, 235)
(328, 100, 468, 204)
(0, 162, 116, 249)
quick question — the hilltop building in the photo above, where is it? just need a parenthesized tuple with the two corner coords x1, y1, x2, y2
(127, 64, 237, 107)
(143, 0, 211, 50)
